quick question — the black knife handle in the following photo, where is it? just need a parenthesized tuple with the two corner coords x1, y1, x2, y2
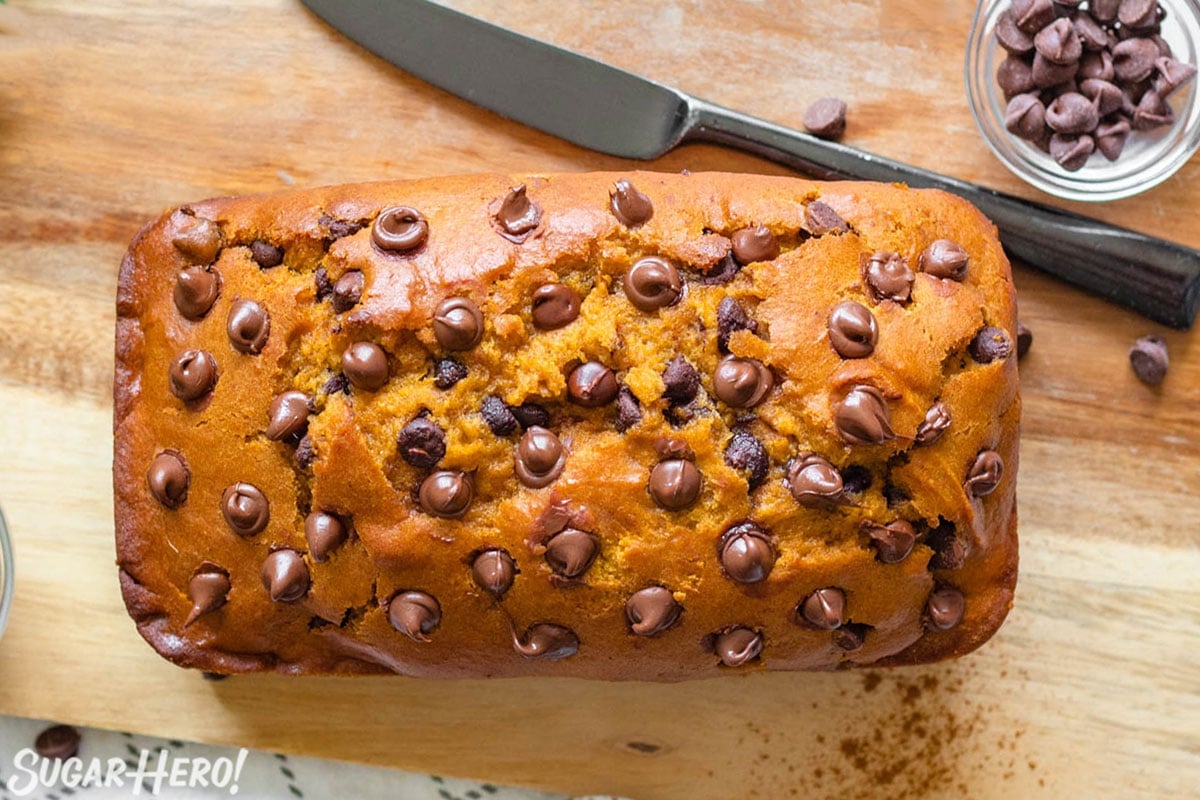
(686, 101, 1200, 329)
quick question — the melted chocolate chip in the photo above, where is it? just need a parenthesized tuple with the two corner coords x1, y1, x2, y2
(481, 395, 519, 435)
(827, 300, 878, 359)
(472, 548, 517, 599)
(712, 626, 763, 667)
(699, 252, 742, 286)
(418, 470, 474, 518)
(332, 271, 365, 313)
(342, 341, 389, 391)
(841, 464, 872, 494)
(919, 240, 970, 281)
(185, 564, 230, 626)
(799, 588, 846, 630)
(493, 184, 542, 239)
(661, 355, 700, 403)
(314, 268, 333, 301)
(322, 373, 349, 396)
(249, 240, 283, 268)
(615, 386, 643, 432)
(372, 206, 428, 252)
(862, 252, 915, 304)
(805, 201, 850, 235)
(833, 623, 870, 651)
(531, 283, 582, 330)
(265, 391, 310, 442)
(147, 451, 190, 508)
(226, 299, 270, 355)
(927, 521, 967, 570)
(295, 435, 315, 469)
(221, 483, 269, 536)
(1130, 335, 1168, 384)
(261, 549, 309, 603)
(174, 267, 220, 320)
(168, 350, 218, 402)
(864, 519, 916, 563)
(398, 416, 446, 469)
(305, 510, 348, 562)
(515, 426, 566, 488)
(648, 459, 702, 510)
(321, 214, 364, 241)
(434, 357, 468, 389)
(965, 450, 1004, 497)
(566, 361, 619, 407)
(914, 401, 951, 446)
(713, 356, 773, 409)
(926, 587, 965, 630)
(512, 622, 579, 660)
(731, 225, 780, 264)
(35, 725, 81, 760)
(835, 386, 895, 445)
(544, 528, 599, 579)
(724, 428, 769, 490)
(786, 454, 845, 507)
(170, 210, 222, 264)
(510, 402, 551, 430)
(716, 296, 758, 353)
(625, 256, 683, 312)
(610, 178, 653, 227)
(433, 297, 484, 351)
(625, 586, 682, 637)
(719, 522, 775, 584)
(387, 590, 441, 641)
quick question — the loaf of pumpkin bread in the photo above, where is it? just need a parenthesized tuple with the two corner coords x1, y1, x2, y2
(113, 171, 1019, 679)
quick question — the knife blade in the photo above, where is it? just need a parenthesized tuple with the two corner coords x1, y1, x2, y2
(302, 0, 1200, 329)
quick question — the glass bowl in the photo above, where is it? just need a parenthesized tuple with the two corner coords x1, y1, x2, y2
(966, 0, 1200, 201)
(0, 505, 12, 640)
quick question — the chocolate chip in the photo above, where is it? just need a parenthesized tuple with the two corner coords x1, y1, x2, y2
(261, 549, 309, 603)
(1113, 37, 1160, 83)
(731, 224, 781, 264)
(827, 300, 878, 359)
(716, 296, 758, 353)
(861, 252, 914, 304)
(531, 283, 582, 330)
(168, 349, 218, 402)
(320, 214, 364, 241)
(1005, 93, 1048, 141)
(803, 97, 848, 140)
(724, 428, 769, 490)
(1035, 18, 1082, 65)
(926, 587, 965, 630)
(969, 326, 1014, 363)
(418, 470, 474, 518)
(863, 519, 916, 563)
(387, 590, 441, 641)
(996, 10, 1035, 54)
(625, 256, 683, 312)
(661, 355, 700, 404)
(998, 55, 1037, 97)
(648, 458, 702, 510)
(266, 390, 310, 441)
(295, 435, 315, 469)
(1074, 14, 1110, 52)
(965, 450, 1004, 497)
(221, 482, 269, 536)
(515, 426, 566, 488)
(785, 454, 845, 507)
(1012, 0, 1056, 32)
(481, 395, 519, 435)
(510, 402, 551, 430)
(567, 361, 619, 407)
(610, 178, 653, 227)
(1045, 92, 1100, 134)
(170, 210, 222, 264)
(433, 297, 484, 351)
(1133, 89, 1175, 129)
(1079, 50, 1115, 82)
(1129, 334, 1169, 384)
(472, 548, 517, 599)
(372, 206, 428, 252)
(711, 626, 763, 667)
(512, 623, 579, 660)
(1119, 0, 1159, 29)
(35, 725, 81, 760)
(804, 200, 849, 235)
(1049, 132, 1095, 170)
(1032, 52, 1080, 88)
(841, 465, 872, 494)
(342, 341, 389, 391)
(835, 385, 895, 445)
(398, 416, 446, 469)
(919, 239, 970, 281)
(249, 239, 283, 268)
(1095, 116, 1132, 160)
(713, 356, 773, 409)
(544, 528, 600, 579)
(226, 299, 270, 355)
(1017, 322, 1033, 357)
(799, 588, 846, 630)
(493, 184, 542, 240)
(615, 386, 642, 432)
(915, 401, 952, 446)
(1080, 78, 1124, 116)
(927, 521, 967, 570)
(833, 623, 870, 651)
(883, 482, 911, 508)
(331, 271, 365, 313)
(185, 564, 230, 626)
(322, 373, 349, 395)
(305, 510, 348, 562)
(314, 267, 333, 301)
(174, 267, 220, 320)
(147, 451, 189, 508)
(433, 357, 468, 389)
(201, 672, 228, 681)
(625, 586, 682, 637)
(699, 252, 742, 286)
(719, 522, 775, 584)
(1155, 57, 1197, 98)
(1090, 0, 1121, 22)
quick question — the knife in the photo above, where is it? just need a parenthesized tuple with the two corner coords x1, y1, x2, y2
(302, 0, 1200, 329)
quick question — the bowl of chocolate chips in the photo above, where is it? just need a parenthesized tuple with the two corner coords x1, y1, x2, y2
(967, 0, 1199, 200)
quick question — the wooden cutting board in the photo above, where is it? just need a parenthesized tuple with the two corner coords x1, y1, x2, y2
(0, 1, 1197, 798)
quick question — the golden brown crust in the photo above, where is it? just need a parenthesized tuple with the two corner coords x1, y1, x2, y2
(113, 171, 1019, 679)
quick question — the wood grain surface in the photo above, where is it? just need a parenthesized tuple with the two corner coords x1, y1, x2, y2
(0, 1, 1198, 798)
